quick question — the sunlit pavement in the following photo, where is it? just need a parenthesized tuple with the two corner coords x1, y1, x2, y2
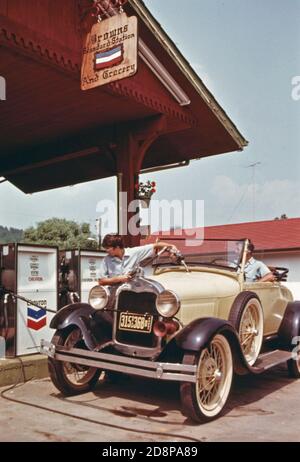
(1, 364, 300, 442)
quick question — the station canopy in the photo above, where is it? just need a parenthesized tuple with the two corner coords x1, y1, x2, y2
(0, 0, 247, 194)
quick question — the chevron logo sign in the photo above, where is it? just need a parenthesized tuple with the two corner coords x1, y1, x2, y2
(27, 306, 47, 331)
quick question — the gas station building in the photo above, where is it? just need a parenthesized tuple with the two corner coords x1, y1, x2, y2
(0, 0, 247, 246)
(0, 0, 247, 361)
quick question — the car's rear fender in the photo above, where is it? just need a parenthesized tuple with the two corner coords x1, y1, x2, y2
(50, 303, 98, 350)
(172, 317, 249, 375)
(278, 301, 300, 349)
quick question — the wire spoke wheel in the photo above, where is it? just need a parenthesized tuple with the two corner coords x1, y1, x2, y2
(238, 301, 263, 365)
(229, 292, 263, 366)
(62, 329, 99, 388)
(48, 327, 101, 396)
(180, 334, 233, 423)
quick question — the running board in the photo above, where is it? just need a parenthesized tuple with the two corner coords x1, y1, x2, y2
(252, 349, 293, 373)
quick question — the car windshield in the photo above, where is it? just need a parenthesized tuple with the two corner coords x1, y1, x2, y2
(154, 238, 246, 272)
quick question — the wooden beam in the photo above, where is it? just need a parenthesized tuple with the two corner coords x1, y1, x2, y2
(0, 147, 101, 176)
(116, 116, 169, 246)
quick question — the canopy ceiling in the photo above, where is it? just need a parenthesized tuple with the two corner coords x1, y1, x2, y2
(0, 0, 247, 193)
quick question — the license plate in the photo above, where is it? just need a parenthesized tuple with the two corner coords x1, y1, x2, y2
(118, 312, 153, 333)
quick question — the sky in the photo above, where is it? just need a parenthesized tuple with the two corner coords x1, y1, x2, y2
(0, 0, 299, 234)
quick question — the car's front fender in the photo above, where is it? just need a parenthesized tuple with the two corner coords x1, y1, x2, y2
(50, 303, 98, 350)
(175, 317, 233, 350)
(50, 303, 94, 329)
(174, 317, 249, 375)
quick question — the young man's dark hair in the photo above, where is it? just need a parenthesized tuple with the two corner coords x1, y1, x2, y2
(102, 233, 125, 249)
(248, 241, 255, 253)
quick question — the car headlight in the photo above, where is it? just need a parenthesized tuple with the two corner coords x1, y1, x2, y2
(156, 290, 180, 318)
(88, 285, 109, 310)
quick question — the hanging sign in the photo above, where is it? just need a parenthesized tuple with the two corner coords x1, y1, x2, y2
(81, 13, 138, 90)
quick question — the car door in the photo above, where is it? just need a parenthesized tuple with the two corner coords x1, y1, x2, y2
(244, 282, 287, 335)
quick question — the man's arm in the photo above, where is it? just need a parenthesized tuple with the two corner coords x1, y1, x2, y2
(99, 275, 132, 286)
(98, 258, 132, 286)
(130, 242, 179, 262)
(259, 272, 275, 283)
(257, 261, 275, 282)
(99, 242, 179, 286)
(153, 241, 178, 254)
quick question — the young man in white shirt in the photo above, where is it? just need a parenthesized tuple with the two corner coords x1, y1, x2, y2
(99, 234, 179, 286)
(244, 241, 275, 283)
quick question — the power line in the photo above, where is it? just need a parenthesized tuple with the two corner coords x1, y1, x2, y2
(245, 162, 261, 221)
(226, 184, 251, 224)
(226, 162, 262, 224)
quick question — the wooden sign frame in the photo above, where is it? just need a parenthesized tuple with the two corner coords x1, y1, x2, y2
(81, 13, 138, 90)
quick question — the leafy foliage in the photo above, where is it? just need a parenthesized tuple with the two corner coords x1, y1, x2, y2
(0, 225, 23, 244)
(23, 218, 98, 250)
(274, 214, 288, 220)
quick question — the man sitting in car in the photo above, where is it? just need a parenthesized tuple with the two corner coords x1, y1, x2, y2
(244, 241, 275, 282)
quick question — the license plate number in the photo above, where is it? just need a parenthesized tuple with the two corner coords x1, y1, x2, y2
(118, 313, 153, 333)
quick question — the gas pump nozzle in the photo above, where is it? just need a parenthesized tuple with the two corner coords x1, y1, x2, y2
(169, 249, 190, 273)
(169, 249, 184, 264)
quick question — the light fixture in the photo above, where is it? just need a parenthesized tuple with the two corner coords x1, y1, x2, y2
(138, 39, 191, 107)
(141, 161, 190, 174)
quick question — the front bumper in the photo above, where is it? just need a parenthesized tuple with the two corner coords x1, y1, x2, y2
(41, 340, 197, 383)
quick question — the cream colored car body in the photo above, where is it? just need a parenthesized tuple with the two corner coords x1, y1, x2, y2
(151, 266, 293, 336)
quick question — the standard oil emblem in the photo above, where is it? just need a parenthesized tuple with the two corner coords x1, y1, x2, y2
(94, 44, 124, 71)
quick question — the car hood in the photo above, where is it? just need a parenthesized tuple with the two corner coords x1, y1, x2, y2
(148, 269, 240, 300)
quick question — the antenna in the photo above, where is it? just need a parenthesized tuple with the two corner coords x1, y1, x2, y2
(246, 162, 261, 221)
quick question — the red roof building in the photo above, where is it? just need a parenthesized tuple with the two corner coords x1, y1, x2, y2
(191, 218, 300, 252)
(144, 217, 300, 299)
(145, 217, 300, 251)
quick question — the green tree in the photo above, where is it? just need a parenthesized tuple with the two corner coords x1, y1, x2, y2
(0, 225, 23, 244)
(23, 218, 98, 250)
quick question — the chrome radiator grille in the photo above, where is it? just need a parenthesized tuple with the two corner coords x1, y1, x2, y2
(115, 291, 158, 348)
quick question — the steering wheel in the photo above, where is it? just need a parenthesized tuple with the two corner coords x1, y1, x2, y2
(272, 267, 289, 282)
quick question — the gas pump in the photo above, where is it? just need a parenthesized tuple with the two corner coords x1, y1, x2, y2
(0, 244, 58, 357)
(58, 249, 106, 308)
(58, 251, 80, 309)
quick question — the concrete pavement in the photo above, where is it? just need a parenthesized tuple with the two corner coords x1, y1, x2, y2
(0, 363, 300, 442)
(0, 354, 48, 387)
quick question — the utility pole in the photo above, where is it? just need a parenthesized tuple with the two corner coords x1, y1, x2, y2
(96, 218, 102, 250)
(246, 162, 261, 221)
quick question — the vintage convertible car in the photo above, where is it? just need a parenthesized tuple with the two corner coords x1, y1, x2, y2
(41, 238, 300, 423)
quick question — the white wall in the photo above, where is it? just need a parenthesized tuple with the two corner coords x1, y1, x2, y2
(255, 250, 300, 301)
